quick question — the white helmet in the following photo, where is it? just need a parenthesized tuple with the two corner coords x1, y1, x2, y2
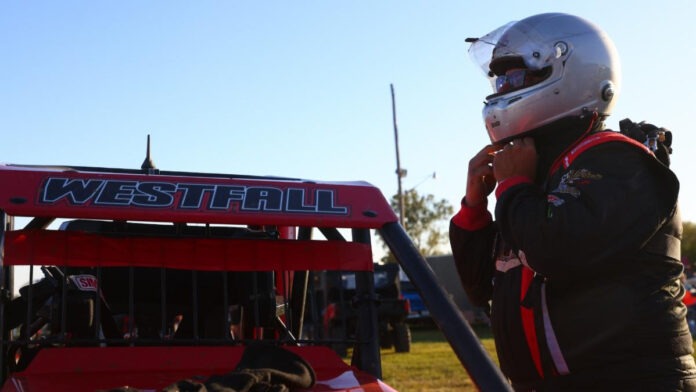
(468, 13, 621, 143)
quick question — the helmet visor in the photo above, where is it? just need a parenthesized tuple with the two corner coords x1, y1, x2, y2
(468, 20, 561, 91)
(467, 21, 516, 77)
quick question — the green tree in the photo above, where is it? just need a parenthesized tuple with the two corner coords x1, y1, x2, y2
(683, 221, 696, 272)
(380, 189, 453, 262)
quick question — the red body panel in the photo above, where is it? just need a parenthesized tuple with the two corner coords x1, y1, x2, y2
(1, 346, 396, 392)
(0, 165, 398, 228)
(5, 230, 373, 271)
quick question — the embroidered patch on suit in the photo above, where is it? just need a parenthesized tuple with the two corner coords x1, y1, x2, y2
(552, 169, 602, 198)
(547, 194, 565, 207)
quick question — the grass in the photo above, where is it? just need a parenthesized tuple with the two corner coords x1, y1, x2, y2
(378, 323, 696, 391)
(379, 322, 498, 392)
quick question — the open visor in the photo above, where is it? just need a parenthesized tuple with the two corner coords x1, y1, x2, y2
(467, 20, 561, 92)
(467, 21, 516, 78)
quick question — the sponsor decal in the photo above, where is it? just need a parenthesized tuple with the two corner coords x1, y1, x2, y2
(70, 274, 98, 292)
(39, 177, 349, 215)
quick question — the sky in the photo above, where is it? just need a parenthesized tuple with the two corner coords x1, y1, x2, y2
(2, 1, 695, 268)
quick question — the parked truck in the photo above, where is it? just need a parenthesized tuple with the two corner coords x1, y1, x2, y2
(314, 263, 411, 356)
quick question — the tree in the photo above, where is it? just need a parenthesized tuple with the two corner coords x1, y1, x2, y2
(683, 221, 696, 273)
(380, 188, 453, 262)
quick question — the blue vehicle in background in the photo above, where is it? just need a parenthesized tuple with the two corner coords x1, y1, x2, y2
(399, 270, 430, 321)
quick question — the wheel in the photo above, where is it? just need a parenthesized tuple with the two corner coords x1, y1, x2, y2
(392, 322, 411, 353)
(380, 324, 394, 349)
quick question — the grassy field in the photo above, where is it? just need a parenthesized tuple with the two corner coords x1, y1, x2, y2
(378, 323, 696, 391)
(379, 323, 498, 392)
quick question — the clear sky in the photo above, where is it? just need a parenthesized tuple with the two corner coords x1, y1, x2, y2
(2, 1, 694, 266)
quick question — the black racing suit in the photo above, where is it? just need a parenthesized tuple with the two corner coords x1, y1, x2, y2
(450, 117, 696, 391)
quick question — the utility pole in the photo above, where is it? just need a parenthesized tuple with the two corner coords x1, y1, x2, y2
(391, 84, 406, 227)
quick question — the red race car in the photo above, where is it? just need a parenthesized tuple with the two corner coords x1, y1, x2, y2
(0, 152, 507, 391)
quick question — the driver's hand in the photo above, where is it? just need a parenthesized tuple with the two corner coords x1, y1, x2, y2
(465, 144, 498, 207)
(492, 137, 537, 183)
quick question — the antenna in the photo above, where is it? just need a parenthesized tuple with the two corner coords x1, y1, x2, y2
(141, 134, 157, 173)
(391, 83, 406, 227)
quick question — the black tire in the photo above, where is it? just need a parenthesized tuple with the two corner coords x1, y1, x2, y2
(392, 322, 411, 353)
(380, 324, 394, 349)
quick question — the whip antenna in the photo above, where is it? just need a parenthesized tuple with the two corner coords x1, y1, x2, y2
(141, 134, 157, 173)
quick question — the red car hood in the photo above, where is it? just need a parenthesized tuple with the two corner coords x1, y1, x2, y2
(1, 346, 397, 392)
